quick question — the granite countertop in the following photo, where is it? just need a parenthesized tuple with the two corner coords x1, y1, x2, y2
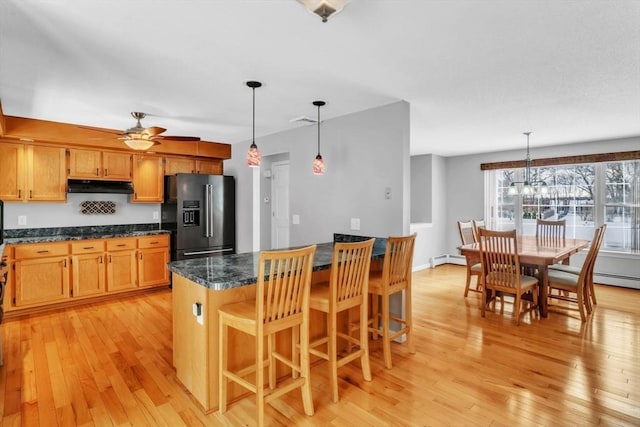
(2, 224, 169, 245)
(167, 238, 387, 291)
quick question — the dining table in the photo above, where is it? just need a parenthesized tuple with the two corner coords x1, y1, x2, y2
(459, 235, 589, 317)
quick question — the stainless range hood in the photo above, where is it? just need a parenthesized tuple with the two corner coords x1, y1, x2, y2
(67, 179, 134, 194)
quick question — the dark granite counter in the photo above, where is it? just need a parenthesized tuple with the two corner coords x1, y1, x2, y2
(167, 238, 387, 291)
(2, 223, 169, 245)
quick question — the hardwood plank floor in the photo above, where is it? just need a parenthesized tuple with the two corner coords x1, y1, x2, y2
(1, 265, 639, 426)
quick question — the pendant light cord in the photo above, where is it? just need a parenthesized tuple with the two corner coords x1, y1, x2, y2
(252, 87, 256, 144)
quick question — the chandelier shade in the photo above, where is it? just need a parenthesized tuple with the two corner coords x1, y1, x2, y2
(312, 100, 326, 175)
(246, 81, 262, 168)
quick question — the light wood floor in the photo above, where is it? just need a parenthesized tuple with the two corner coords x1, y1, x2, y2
(1, 265, 639, 426)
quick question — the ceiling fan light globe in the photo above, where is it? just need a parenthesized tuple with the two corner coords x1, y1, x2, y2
(124, 138, 155, 151)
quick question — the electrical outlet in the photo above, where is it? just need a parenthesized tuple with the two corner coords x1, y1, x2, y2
(152, 211, 159, 220)
(385, 187, 392, 199)
(350, 218, 360, 230)
(18, 215, 27, 226)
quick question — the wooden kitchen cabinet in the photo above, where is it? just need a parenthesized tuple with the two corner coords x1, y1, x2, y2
(137, 235, 170, 288)
(131, 154, 164, 202)
(13, 242, 70, 307)
(106, 238, 138, 292)
(70, 240, 106, 297)
(68, 149, 132, 180)
(0, 143, 66, 202)
(196, 159, 223, 175)
(26, 145, 67, 201)
(164, 156, 195, 175)
(164, 156, 223, 175)
(0, 142, 25, 201)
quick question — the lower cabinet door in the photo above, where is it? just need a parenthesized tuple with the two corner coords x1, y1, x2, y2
(72, 253, 106, 297)
(107, 250, 138, 291)
(138, 247, 170, 287)
(15, 256, 70, 306)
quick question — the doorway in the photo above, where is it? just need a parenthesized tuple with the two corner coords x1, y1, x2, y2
(271, 161, 290, 249)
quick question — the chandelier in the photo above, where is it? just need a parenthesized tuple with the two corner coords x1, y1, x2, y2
(508, 132, 548, 196)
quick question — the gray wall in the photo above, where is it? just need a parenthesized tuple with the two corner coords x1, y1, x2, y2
(411, 154, 432, 223)
(225, 101, 411, 253)
(3, 193, 158, 229)
(445, 135, 640, 255)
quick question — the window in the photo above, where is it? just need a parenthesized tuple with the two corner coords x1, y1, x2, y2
(490, 160, 640, 252)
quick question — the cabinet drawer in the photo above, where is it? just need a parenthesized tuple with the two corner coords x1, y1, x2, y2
(71, 240, 105, 254)
(106, 238, 137, 251)
(138, 235, 169, 249)
(15, 242, 69, 259)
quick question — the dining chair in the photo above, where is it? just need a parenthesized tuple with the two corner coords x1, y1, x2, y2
(471, 219, 486, 242)
(218, 245, 316, 427)
(536, 219, 566, 244)
(308, 238, 375, 403)
(457, 220, 483, 297)
(547, 224, 606, 321)
(368, 234, 416, 369)
(477, 228, 539, 325)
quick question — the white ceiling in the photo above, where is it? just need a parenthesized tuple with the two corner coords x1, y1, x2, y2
(1, 0, 639, 157)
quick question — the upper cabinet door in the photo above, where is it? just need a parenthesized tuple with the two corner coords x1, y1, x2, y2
(131, 154, 163, 203)
(196, 159, 223, 175)
(164, 156, 196, 175)
(0, 141, 26, 201)
(68, 149, 132, 180)
(68, 149, 102, 178)
(102, 151, 132, 180)
(26, 145, 67, 201)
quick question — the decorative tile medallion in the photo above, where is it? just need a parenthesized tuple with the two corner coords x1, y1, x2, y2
(80, 201, 116, 215)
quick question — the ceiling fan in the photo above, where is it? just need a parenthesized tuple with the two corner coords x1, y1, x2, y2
(81, 112, 201, 150)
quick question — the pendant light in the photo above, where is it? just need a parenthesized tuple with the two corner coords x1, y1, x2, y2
(246, 81, 262, 167)
(312, 100, 326, 175)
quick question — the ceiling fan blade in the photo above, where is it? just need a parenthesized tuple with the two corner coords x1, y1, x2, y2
(77, 125, 124, 135)
(140, 126, 166, 137)
(158, 135, 201, 141)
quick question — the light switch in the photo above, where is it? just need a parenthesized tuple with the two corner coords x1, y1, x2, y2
(292, 214, 300, 225)
(18, 215, 27, 225)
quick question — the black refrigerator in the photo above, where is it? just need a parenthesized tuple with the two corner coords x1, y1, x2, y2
(161, 174, 236, 261)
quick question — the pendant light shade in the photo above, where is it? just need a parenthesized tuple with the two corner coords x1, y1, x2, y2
(246, 81, 262, 167)
(312, 100, 326, 175)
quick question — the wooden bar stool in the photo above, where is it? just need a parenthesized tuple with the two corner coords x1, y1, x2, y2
(308, 238, 375, 403)
(218, 245, 316, 427)
(368, 234, 416, 369)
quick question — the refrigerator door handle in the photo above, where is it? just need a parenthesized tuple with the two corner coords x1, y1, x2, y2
(204, 184, 214, 237)
(183, 248, 233, 256)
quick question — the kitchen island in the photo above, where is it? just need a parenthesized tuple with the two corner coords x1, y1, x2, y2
(167, 237, 386, 413)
